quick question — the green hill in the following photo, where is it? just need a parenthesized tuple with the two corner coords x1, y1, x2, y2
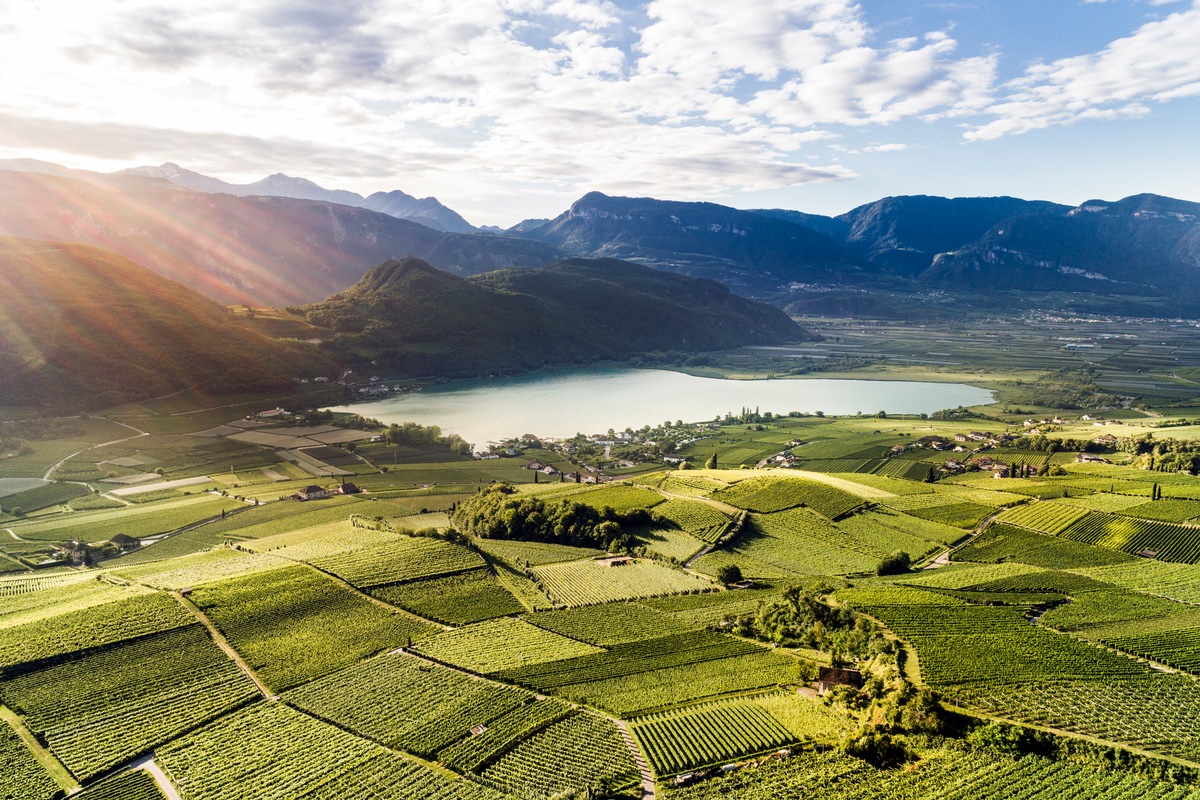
(0, 237, 332, 409)
(303, 257, 813, 376)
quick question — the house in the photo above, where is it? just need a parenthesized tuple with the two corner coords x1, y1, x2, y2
(597, 556, 634, 567)
(1076, 453, 1110, 464)
(296, 485, 328, 501)
(817, 666, 864, 693)
(541, 465, 559, 475)
(109, 533, 140, 550)
(339, 483, 361, 495)
(525, 460, 546, 471)
(1094, 433, 1118, 447)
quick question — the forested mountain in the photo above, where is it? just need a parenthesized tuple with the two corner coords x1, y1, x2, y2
(302, 256, 813, 376)
(0, 237, 331, 409)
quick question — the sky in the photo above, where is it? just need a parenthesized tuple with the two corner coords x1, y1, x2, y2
(1, 0, 1198, 227)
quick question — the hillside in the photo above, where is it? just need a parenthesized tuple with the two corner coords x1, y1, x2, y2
(302, 256, 813, 376)
(513, 192, 863, 294)
(0, 237, 332, 409)
(0, 170, 560, 307)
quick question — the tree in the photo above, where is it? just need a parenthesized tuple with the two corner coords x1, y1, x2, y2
(715, 564, 743, 586)
(877, 551, 911, 576)
(705, 453, 718, 469)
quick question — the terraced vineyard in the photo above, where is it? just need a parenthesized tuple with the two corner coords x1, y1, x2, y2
(653, 498, 733, 542)
(630, 697, 795, 775)
(530, 557, 715, 605)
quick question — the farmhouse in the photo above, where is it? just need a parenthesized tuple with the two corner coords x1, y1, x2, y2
(817, 666, 864, 693)
(296, 485, 329, 501)
(109, 533, 140, 550)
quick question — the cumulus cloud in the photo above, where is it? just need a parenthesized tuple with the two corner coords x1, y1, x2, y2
(0, 0, 1195, 219)
(967, 1, 1200, 140)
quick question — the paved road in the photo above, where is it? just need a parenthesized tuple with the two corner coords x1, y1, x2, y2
(129, 754, 183, 800)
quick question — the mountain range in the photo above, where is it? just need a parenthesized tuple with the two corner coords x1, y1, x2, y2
(1, 159, 1199, 315)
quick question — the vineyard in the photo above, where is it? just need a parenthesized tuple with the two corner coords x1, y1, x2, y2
(1059, 511, 1200, 563)
(530, 558, 715, 606)
(371, 568, 526, 624)
(477, 712, 637, 799)
(0, 720, 60, 800)
(285, 651, 532, 757)
(413, 617, 603, 674)
(1071, 559, 1200, 603)
(552, 484, 666, 513)
(526, 602, 691, 645)
(472, 538, 602, 567)
(954, 523, 1135, 568)
(653, 498, 733, 542)
(714, 476, 863, 519)
(997, 502, 1094, 535)
(76, 770, 167, 800)
(726, 509, 883, 576)
(438, 697, 574, 773)
(2, 624, 257, 779)
(190, 564, 434, 691)
(156, 702, 503, 800)
(630, 697, 796, 775)
(311, 536, 484, 588)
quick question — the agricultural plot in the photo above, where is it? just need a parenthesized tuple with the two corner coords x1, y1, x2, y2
(240, 519, 391, 561)
(1071, 559, 1200, 603)
(471, 537, 602, 567)
(719, 509, 883, 576)
(555, 650, 806, 716)
(371, 568, 525, 625)
(954, 523, 1135, 568)
(864, 602, 1150, 686)
(156, 702, 503, 800)
(902, 561, 1043, 590)
(835, 511, 957, 560)
(1106, 626, 1200, 672)
(112, 548, 288, 590)
(496, 631, 762, 693)
(3, 624, 257, 780)
(191, 564, 435, 691)
(75, 770, 166, 800)
(0, 578, 145, 632)
(902, 501, 994, 529)
(0, 720, 60, 800)
(631, 697, 795, 776)
(637, 525, 709, 562)
(312, 536, 484, 588)
(951, 676, 1200, 765)
(5, 494, 244, 543)
(1038, 589, 1193, 632)
(1060, 511, 1200, 563)
(1118, 498, 1200, 523)
(714, 476, 863, 519)
(662, 746, 1200, 800)
(966, 568, 1110, 595)
(660, 474, 729, 497)
(531, 558, 714, 606)
(477, 712, 637, 800)
(414, 617, 603, 674)
(653, 498, 733, 542)
(0, 591, 194, 671)
(996, 502, 1093, 535)
(526, 601, 694, 645)
(285, 651, 531, 757)
(0, 481, 89, 513)
(552, 484, 666, 513)
(438, 696, 574, 773)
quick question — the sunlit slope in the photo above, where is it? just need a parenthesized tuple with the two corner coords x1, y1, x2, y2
(0, 237, 331, 408)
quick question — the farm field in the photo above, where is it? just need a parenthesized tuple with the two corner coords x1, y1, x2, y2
(6, 398, 1200, 797)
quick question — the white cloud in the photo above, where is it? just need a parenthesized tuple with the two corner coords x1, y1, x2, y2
(967, 1, 1200, 140)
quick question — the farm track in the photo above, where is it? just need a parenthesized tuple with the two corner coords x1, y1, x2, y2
(923, 507, 1006, 569)
(614, 720, 656, 800)
(173, 593, 278, 700)
(297, 562, 454, 631)
(42, 417, 150, 482)
(128, 754, 183, 800)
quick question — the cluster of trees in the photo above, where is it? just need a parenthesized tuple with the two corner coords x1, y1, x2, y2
(727, 586, 894, 665)
(0, 418, 84, 455)
(1011, 367, 1121, 410)
(1118, 433, 1200, 473)
(382, 421, 471, 455)
(451, 483, 650, 550)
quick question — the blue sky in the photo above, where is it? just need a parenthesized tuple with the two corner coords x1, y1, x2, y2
(0, 0, 1197, 225)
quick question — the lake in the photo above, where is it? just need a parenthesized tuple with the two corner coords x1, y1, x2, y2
(330, 368, 993, 447)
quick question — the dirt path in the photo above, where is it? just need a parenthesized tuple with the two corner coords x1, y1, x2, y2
(42, 417, 150, 481)
(614, 720, 655, 800)
(129, 754, 183, 800)
(5, 528, 20, 540)
(923, 508, 1005, 569)
(174, 594, 278, 700)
